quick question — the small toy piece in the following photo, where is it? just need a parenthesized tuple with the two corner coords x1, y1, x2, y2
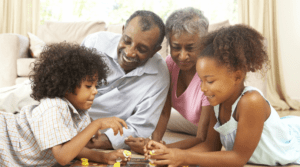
(114, 157, 122, 167)
(148, 151, 156, 166)
(123, 150, 131, 158)
(113, 161, 121, 167)
(81, 158, 89, 166)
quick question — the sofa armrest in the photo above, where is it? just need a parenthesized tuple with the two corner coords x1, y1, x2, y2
(0, 34, 19, 88)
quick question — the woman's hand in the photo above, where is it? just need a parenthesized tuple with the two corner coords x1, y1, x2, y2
(104, 149, 131, 165)
(95, 117, 128, 136)
(144, 140, 186, 166)
(125, 136, 150, 154)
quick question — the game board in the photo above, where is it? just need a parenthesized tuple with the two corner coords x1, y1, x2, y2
(70, 157, 152, 167)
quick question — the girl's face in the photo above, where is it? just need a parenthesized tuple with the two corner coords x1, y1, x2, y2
(65, 77, 98, 110)
(170, 32, 201, 71)
(196, 57, 242, 106)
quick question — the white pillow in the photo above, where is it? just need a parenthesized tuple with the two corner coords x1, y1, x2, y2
(17, 34, 30, 58)
(27, 32, 46, 58)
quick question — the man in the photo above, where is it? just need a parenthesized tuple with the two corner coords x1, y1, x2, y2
(0, 10, 169, 150)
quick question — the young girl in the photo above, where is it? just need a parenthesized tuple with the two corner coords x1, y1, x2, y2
(0, 43, 130, 166)
(144, 24, 300, 166)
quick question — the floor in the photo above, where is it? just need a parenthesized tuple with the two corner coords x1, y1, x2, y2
(243, 109, 300, 167)
(277, 109, 300, 117)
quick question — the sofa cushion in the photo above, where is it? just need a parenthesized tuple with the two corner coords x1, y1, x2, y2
(167, 108, 198, 136)
(16, 77, 30, 85)
(162, 130, 194, 144)
(17, 58, 36, 77)
(37, 21, 106, 45)
(106, 24, 123, 34)
(0, 34, 18, 88)
(208, 20, 230, 32)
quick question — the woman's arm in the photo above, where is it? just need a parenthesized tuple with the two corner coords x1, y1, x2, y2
(166, 105, 213, 149)
(151, 89, 172, 142)
(52, 117, 127, 166)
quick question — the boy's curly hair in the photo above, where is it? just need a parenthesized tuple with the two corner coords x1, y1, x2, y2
(198, 24, 269, 74)
(30, 42, 109, 101)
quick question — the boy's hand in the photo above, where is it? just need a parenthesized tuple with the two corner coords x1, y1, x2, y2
(124, 136, 150, 154)
(96, 117, 128, 136)
(104, 149, 131, 164)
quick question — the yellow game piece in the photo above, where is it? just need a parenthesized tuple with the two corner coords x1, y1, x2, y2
(149, 162, 156, 166)
(149, 151, 156, 166)
(113, 162, 121, 167)
(81, 158, 89, 166)
(123, 150, 131, 157)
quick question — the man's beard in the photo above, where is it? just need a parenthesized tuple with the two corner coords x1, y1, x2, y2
(119, 49, 140, 65)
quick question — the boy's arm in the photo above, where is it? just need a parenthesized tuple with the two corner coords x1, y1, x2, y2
(52, 117, 127, 166)
(51, 120, 102, 166)
(76, 147, 127, 164)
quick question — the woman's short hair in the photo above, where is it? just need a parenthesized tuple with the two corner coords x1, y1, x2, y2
(166, 7, 209, 41)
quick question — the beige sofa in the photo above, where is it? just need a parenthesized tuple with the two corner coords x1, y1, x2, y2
(0, 20, 267, 144)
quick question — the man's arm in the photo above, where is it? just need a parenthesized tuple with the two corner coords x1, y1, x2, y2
(107, 63, 170, 150)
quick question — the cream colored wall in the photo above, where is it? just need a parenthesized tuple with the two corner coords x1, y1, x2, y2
(277, 0, 300, 101)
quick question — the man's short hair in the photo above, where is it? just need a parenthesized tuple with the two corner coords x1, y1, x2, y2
(125, 10, 165, 49)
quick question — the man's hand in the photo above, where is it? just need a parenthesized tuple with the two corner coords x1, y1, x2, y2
(86, 130, 102, 149)
(86, 132, 113, 149)
(124, 136, 150, 154)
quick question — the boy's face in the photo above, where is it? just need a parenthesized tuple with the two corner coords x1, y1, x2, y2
(65, 78, 98, 110)
(196, 57, 241, 106)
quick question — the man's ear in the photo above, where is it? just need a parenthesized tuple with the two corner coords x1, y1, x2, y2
(149, 45, 162, 58)
(122, 25, 125, 34)
(154, 45, 162, 53)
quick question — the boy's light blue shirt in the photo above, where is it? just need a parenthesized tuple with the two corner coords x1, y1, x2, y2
(81, 31, 170, 149)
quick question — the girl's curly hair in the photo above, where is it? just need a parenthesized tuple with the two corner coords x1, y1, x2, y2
(198, 24, 269, 74)
(30, 42, 109, 101)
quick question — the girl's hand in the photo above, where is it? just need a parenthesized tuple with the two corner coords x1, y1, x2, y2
(125, 136, 150, 154)
(144, 140, 186, 166)
(143, 140, 167, 158)
(104, 149, 131, 164)
(96, 117, 128, 136)
(148, 148, 185, 167)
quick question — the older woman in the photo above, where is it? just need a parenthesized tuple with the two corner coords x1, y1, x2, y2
(125, 7, 213, 153)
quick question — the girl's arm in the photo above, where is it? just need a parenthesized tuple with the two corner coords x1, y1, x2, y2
(150, 91, 270, 167)
(51, 117, 127, 166)
(166, 105, 213, 149)
(151, 88, 172, 142)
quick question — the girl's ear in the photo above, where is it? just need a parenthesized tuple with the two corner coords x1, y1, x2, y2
(234, 70, 246, 84)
